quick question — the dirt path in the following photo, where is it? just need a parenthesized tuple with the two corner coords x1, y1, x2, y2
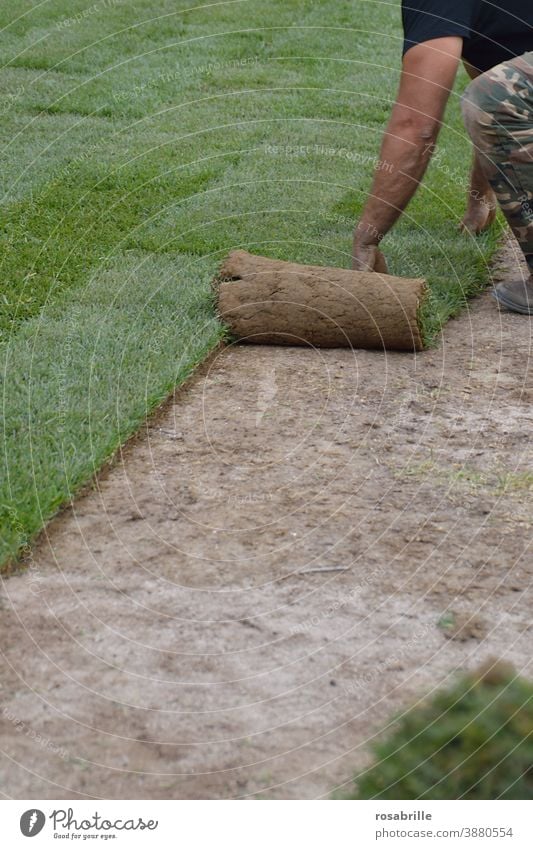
(1, 245, 532, 800)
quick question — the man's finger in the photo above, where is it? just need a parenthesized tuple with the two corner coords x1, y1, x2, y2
(374, 250, 389, 274)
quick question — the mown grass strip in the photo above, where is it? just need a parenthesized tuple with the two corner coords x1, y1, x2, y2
(0, 0, 501, 567)
(1, 250, 224, 563)
(0, 151, 225, 338)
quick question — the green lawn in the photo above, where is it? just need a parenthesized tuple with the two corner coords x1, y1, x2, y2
(0, 0, 499, 566)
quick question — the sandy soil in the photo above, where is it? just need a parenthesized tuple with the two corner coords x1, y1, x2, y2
(0, 244, 532, 800)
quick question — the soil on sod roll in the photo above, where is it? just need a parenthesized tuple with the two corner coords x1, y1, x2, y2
(0, 243, 531, 800)
(216, 250, 428, 351)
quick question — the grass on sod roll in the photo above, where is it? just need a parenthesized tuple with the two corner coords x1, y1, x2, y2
(1, 0, 499, 567)
(349, 662, 533, 800)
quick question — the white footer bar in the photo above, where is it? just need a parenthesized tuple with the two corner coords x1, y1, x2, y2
(2, 800, 532, 848)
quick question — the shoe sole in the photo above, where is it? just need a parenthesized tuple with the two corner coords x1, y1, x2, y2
(491, 288, 533, 316)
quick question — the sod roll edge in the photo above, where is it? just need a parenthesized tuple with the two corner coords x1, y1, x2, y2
(215, 250, 428, 352)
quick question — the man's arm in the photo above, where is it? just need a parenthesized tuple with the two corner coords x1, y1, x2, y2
(353, 37, 463, 271)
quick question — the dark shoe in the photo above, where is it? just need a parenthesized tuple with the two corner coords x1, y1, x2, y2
(492, 277, 533, 315)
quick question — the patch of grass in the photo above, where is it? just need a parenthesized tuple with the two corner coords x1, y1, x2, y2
(0, 154, 224, 337)
(349, 661, 533, 800)
(393, 458, 532, 497)
(1, 251, 223, 563)
(0, 111, 119, 202)
(495, 471, 533, 494)
(1, 0, 499, 566)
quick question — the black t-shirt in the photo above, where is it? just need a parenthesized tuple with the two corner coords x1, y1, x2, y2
(402, 0, 533, 72)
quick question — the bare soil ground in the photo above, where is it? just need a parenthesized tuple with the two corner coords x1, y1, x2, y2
(0, 245, 532, 800)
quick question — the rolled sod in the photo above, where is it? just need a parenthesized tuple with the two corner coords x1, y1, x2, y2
(215, 250, 428, 352)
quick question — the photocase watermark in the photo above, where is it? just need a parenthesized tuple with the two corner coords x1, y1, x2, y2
(2, 707, 69, 761)
(112, 55, 261, 104)
(319, 209, 386, 245)
(203, 487, 274, 505)
(264, 142, 394, 173)
(24, 562, 46, 596)
(390, 239, 425, 280)
(0, 85, 26, 117)
(5, 131, 111, 207)
(318, 208, 426, 279)
(425, 141, 497, 212)
(290, 563, 390, 636)
(51, 807, 158, 833)
(57, 0, 128, 30)
(20, 809, 46, 837)
(518, 192, 533, 224)
(291, 590, 358, 636)
(1, 505, 46, 593)
(19, 806, 159, 837)
(342, 622, 434, 698)
(2, 504, 31, 558)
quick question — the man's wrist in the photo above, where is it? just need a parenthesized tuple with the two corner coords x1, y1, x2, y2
(355, 218, 385, 247)
(354, 220, 385, 247)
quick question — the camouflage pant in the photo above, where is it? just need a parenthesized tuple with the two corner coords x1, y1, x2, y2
(462, 52, 533, 273)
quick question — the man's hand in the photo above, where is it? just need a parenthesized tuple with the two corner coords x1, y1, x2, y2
(352, 243, 389, 273)
(353, 36, 463, 269)
(459, 180, 497, 234)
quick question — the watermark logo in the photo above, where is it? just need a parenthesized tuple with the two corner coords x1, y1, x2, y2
(20, 809, 45, 837)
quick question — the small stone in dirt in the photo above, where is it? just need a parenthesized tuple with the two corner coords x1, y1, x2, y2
(239, 618, 261, 630)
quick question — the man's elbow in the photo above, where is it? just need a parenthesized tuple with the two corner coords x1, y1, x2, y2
(388, 107, 441, 147)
